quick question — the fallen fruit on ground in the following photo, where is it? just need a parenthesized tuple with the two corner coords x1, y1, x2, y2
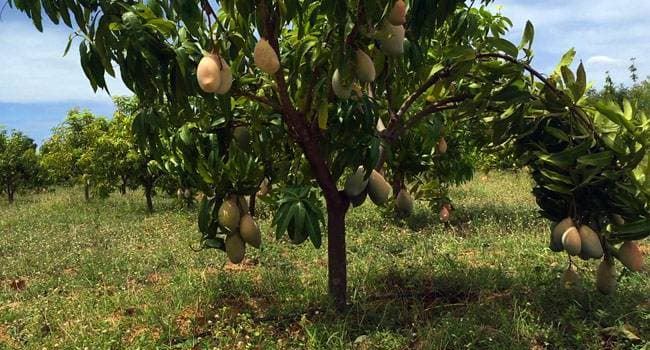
(561, 265, 580, 289)
(440, 204, 451, 222)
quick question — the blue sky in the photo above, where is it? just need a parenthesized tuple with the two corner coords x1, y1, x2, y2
(1, 1, 648, 144)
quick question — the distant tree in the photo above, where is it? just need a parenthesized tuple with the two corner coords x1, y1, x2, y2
(589, 66, 650, 116)
(0, 129, 40, 203)
(40, 109, 109, 201)
(629, 58, 638, 84)
(112, 96, 166, 212)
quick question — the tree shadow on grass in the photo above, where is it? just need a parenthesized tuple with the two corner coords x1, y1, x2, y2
(162, 258, 647, 349)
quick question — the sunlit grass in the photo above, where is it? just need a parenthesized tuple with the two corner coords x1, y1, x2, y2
(1, 172, 647, 349)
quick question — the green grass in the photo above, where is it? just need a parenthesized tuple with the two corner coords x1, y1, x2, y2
(1, 171, 648, 349)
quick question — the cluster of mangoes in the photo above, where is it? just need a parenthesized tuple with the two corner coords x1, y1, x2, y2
(218, 195, 262, 264)
(551, 217, 645, 294)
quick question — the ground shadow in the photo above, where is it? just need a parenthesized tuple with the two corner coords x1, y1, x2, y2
(165, 257, 648, 348)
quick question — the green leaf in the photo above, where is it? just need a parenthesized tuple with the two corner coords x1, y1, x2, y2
(575, 62, 586, 98)
(611, 218, 650, 237)
(542, 183, 572, 194)
(554, 48, 576, 75)
(198, 196, 211, 234)
(560, 66, 575, 87)
(537, 140, 592, 169)
(577, 151, 614, 168)
(485, 37, 519, 58)
(544, 126, 570, 142)
(540, 168, 574, 185)
(519, 21, 534, 49)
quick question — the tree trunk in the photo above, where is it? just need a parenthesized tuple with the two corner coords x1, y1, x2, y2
(391, 170, 404, 198)
(298, 133, 350, 311)
(7, 182, 14, 204)
(84, 181, 90, 202)
(120, 176, 127, 195)
(249, 193, 257, 216)
(325, 197, 348, 311)
(144, 182, 154, 213)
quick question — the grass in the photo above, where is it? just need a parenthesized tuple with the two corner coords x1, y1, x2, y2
(0, 171, 648, 349)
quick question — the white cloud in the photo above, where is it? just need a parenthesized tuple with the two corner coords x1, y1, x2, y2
(586, 56, 625, 66)
(491, 0, 650, 87)
(0, 16, 131, 103)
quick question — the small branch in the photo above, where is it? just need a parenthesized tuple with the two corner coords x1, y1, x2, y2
(404, 101, 462, 130)
(476, 52, 561, 98)
(383, 95, 468, 141)
(235, 88, 281, 110)
(395, 66, 453, 119)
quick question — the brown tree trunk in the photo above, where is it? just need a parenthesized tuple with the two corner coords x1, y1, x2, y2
(7, 181, 14, 204)
(249, 193, 257, 216)
(299, 135, 350, 311)
(84, 181, 90, 202)
(391, 170, 404, 198)
(144, 182, 154, 213)
(120, 176, 127, 195)
(325, 196, 348, 311)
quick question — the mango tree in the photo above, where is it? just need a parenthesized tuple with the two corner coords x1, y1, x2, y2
(40, 109, 109, 201)
(0, 129, 40, 204)
(111, 96, 166, 212)
(11, 0, 648, 309)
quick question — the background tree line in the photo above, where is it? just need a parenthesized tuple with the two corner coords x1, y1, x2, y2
(2, 96, 190, 211)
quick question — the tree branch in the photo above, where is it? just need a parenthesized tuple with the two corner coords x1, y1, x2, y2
(395, 66, 453, 119)
(404, 96, 467, 130)
(256, 0, 343, 206)
(476, 52, 562, 98)
(234, 88, 281, 111)
(382, 95, 469, 141)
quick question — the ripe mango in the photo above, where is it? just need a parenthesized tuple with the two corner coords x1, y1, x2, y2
(239, 214, 261, 249)
(225, 233, 246, 264)
(254, 38, 280, 74)
(218, 197, 240, 232)
(367, 170, 391, 205)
